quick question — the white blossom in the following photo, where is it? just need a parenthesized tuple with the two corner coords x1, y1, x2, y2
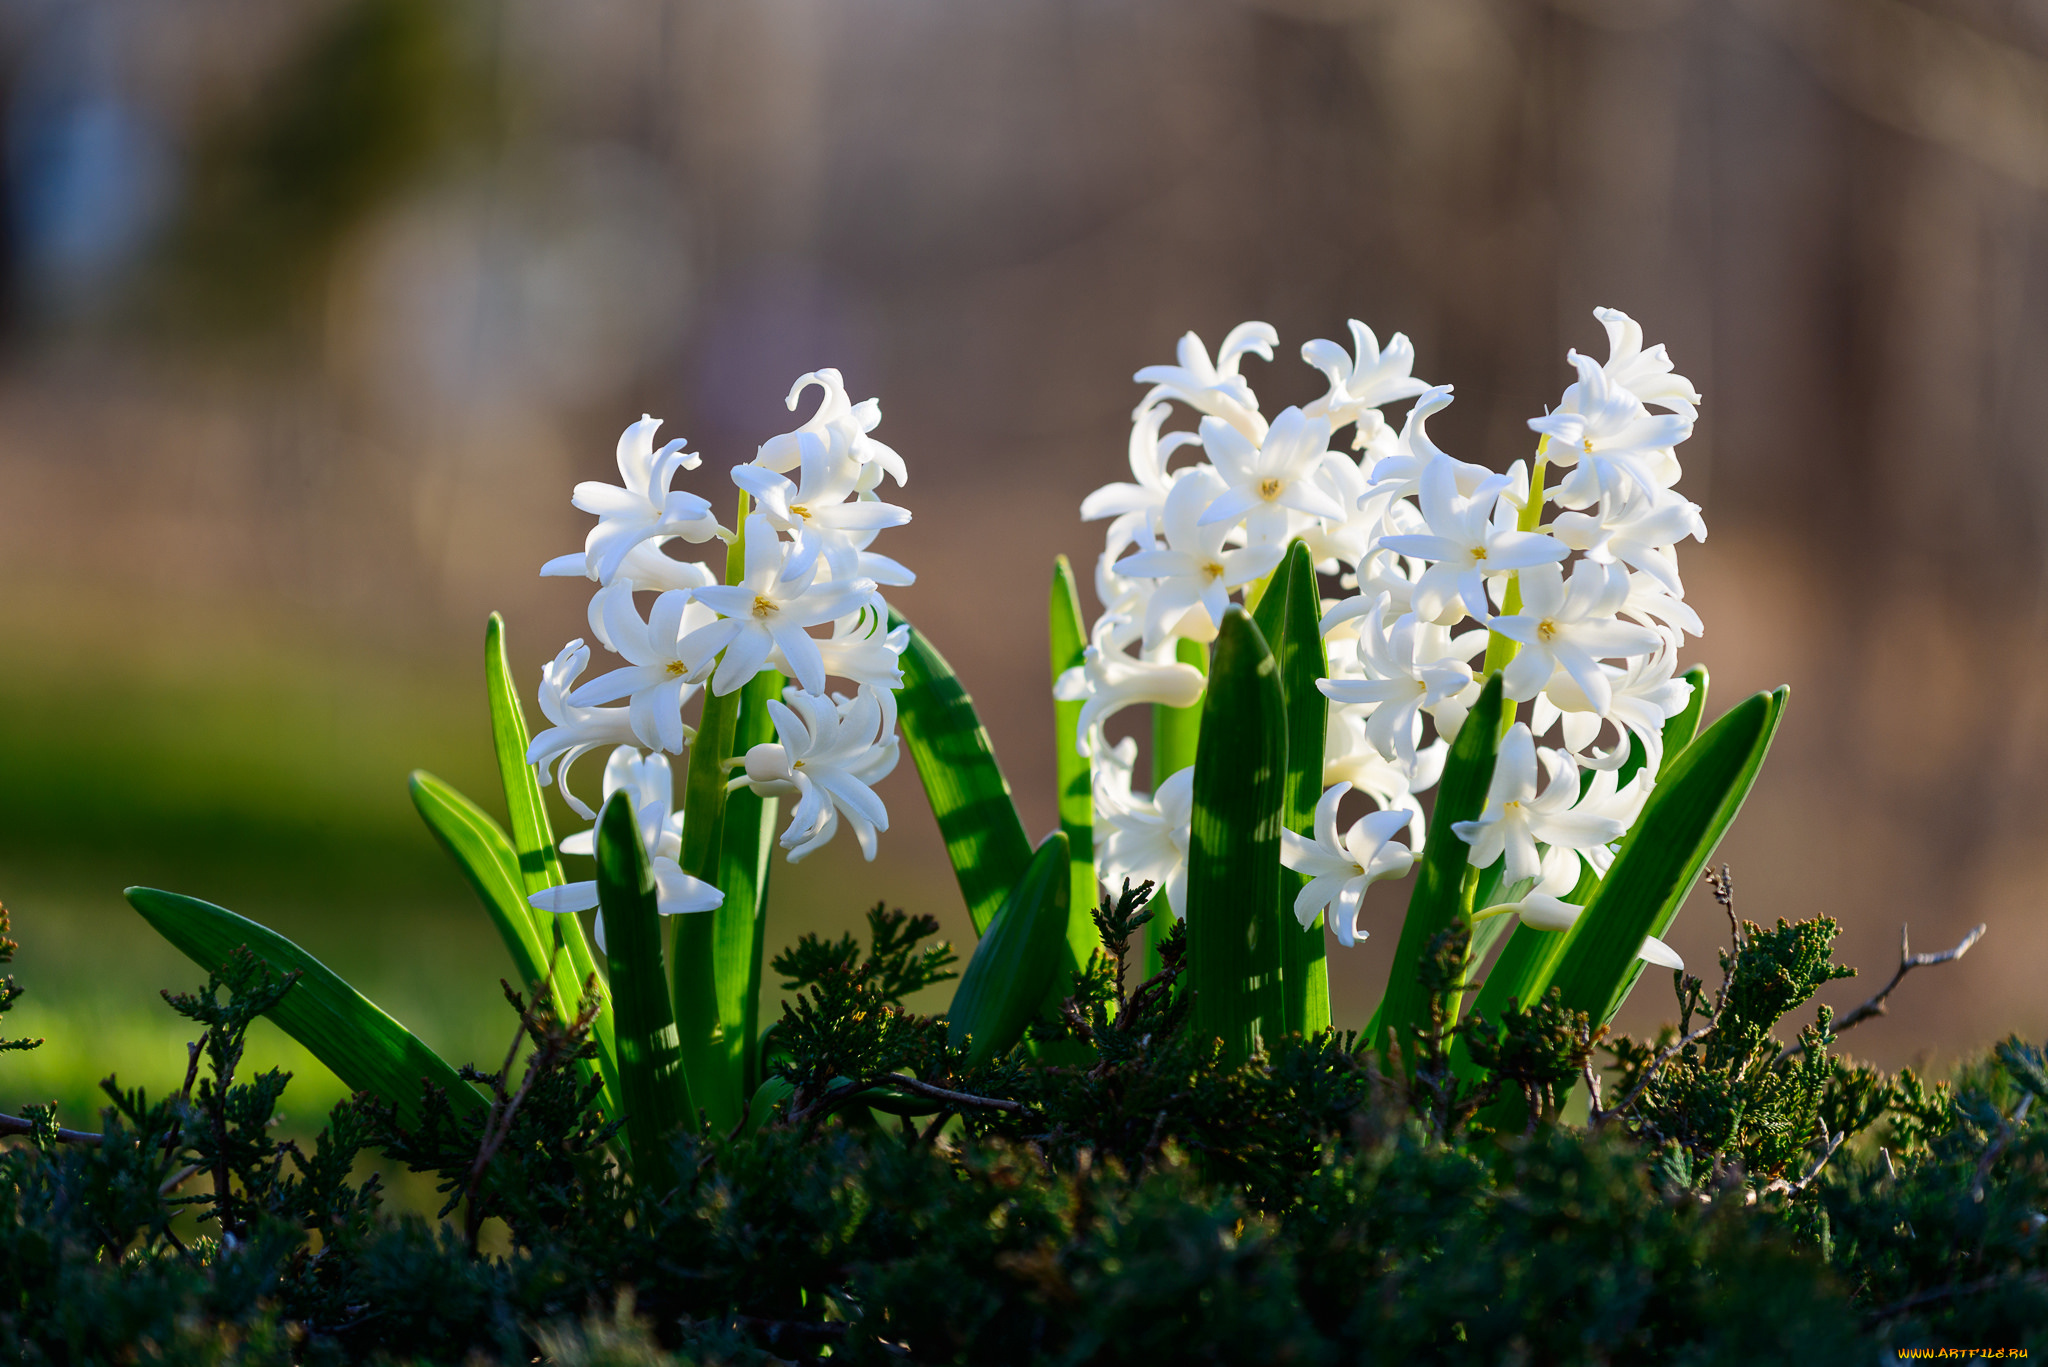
(1092, 739, 1195, 916)
(1473, 847, 1683, 970)
(572, 416, 726, 584)
(1133, 323, 1276, 440)
(1080, 401, 1205, 561)
(529, 747, 722, 951)
(1300, 320, 1430, 451)
(1052, 617, 1206, 754)
(1280, 782, 1418, 946)
(732, 686, 899, 862)
(1377, 456, 1566, 624)
(682, 513, 879, 697)
(1450, 725, 1649, 885)
(1196, 406, 1348, 546)
(1315, 596, 1474, 767)
(567, 587, 719, 754)
(1491, 560, 1664, 714)
(1114, 465, 1283, 648)
(526, 640, 644, 820)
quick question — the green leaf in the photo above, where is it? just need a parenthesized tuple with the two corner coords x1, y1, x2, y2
(1049, 556, 1098, 974)
(408, 770, 618, 1110)
(1146, 635, 1208, 976)
(1250, 539, 1331, 1038)
(946, 833, 1072, 1066)
(1548, 687, 1788, 1025)
(597, 789, 692, 1185)
(715, 667, 782, 1098)
(1365, 673, 1504, 1055)
(1184, 607, 1287, 1064)
(889, 609, 1033, 938)
(480, 616, 620, 1107)
(125, 887, 485, 1128)
(485, 613, 567, 896)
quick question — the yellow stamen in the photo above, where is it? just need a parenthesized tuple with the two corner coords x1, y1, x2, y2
(666, 660, 688, 676)
(753, 596, 779, 618)
(1258, 477, 1282, 500)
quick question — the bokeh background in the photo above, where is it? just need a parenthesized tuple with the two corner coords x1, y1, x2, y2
(2, 0, 2044, 1123)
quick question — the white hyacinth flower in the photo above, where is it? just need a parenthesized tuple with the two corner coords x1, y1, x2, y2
(1377, 456, 1567, 625)
(572, 416, 726, 584)
(1451, 725, 1646, 885)
(1052, 616, 1206, 755)
(681, 514, 879, 697)
(1548, 483, 1705, 599)
(1133, 322, 1276, 440)
(567, 586, 720, 754)
(529, 747, 723, 951)
(526, 640, 644, 820)
(1092, 739, 1195, 917)
(1587, 306, 1700, 420)
(1196, 406, 1349, 546)
(731, 686, 899, 862)
(1529, 353, 1693, 509)
(1300, 321, 1431, 452)
(1080, 401, 1205, 562)
(1315, 596, 1474, 768)
(731, 429, 911, 583)
(754, 368, 907, 488)
(1280, 782, 1418, 946)
(1114, 465, 1284, 648)
(1491, 560, 1663, 714)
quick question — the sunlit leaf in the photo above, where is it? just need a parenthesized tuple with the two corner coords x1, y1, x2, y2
(1185, 607, 1287, 1064)
(125, 887, 485, 1127)
(596, 789, 692, 1184)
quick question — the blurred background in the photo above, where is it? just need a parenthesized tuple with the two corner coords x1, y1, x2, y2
(2, 0, 2044, 1124)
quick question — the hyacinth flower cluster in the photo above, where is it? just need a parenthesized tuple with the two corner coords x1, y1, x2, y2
(1065, 310, 1705, 972)
(123, 305, 1786, 1173)
(521, 373, 915, 948)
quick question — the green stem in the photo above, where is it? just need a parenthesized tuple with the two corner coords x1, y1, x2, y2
(1479, 449, 1547, 734)
(1145, 635, 1208, 976)
(672, 493, 753, 1133)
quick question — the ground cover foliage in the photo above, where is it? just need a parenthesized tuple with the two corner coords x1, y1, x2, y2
(1, 889, 2043, 1366)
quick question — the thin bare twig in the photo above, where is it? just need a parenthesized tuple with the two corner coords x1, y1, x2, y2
(0, 1112, 101, 1145)
(1831, 922, 1986, 1039)
(880, 1075, 1027, 1114)
(1757, 1129, 1847, 1199)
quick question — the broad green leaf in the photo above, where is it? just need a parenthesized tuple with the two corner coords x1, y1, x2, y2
(1365, 673, 1504, 1055)
(889, 609, 1033, 938)
(1146, 635, 1208, 976)
(597, 789, 692, 1185)
(671, 499, 753, 1135)
(1250, 539, 1330, 1038)
(1049, 556, 1098, 973)
(409, 769, 545, 977)
(408, 771, 618, 1109)
(715, 667, 782, 1097)
(480, 616, 620, 1107)
(946, 833, 1072, 1066)
(1185, 607, 1287, 1064)
(1547, 687, 1788, 1025)
(125, 887, 485, 1127)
